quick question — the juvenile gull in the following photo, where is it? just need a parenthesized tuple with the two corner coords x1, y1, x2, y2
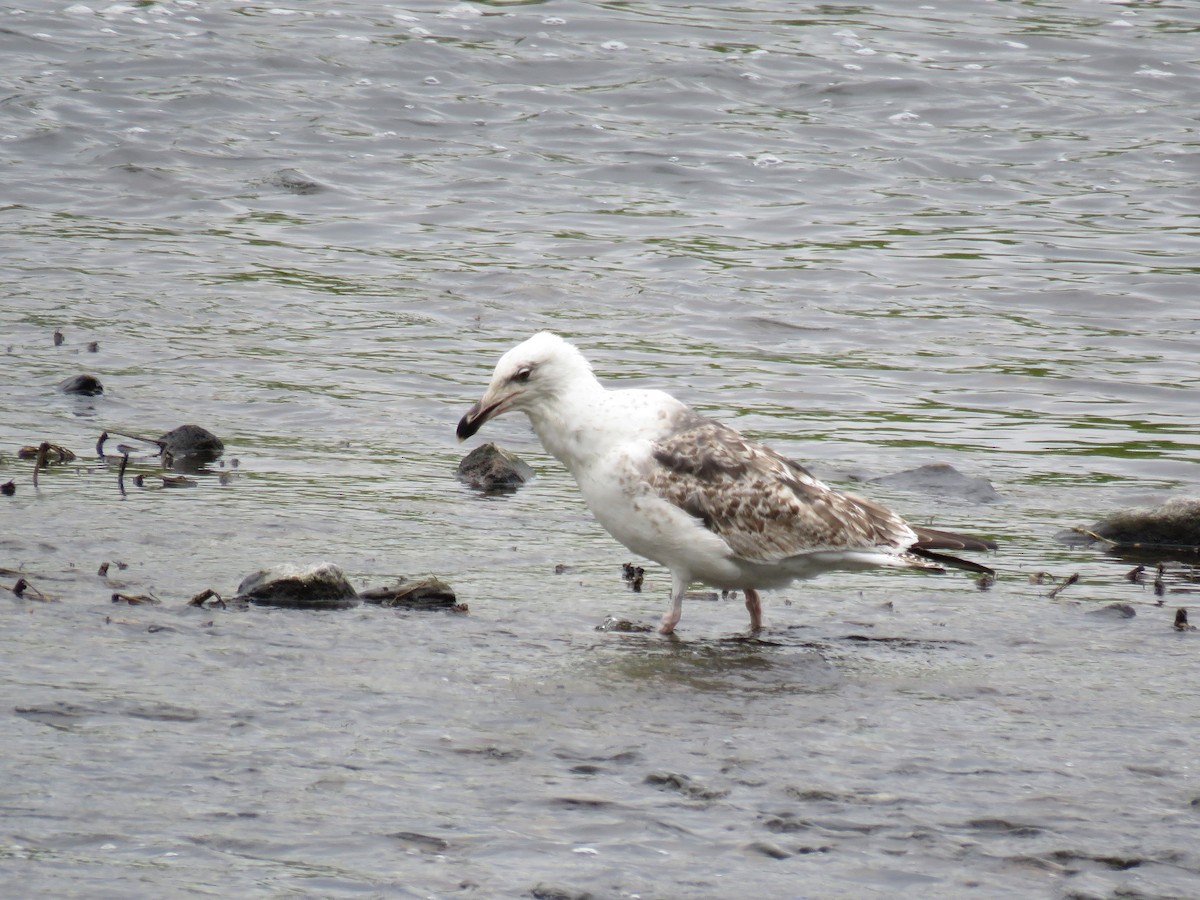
(457, 332, 995, 635)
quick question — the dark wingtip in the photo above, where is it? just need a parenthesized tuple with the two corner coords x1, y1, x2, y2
(910, 546, 996, 576)
(913, 526, 997, 553)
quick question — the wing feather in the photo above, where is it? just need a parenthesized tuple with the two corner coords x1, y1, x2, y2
(645, 417, 917, 563)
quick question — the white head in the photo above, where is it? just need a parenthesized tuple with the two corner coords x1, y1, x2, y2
(456, 332, 595, 441)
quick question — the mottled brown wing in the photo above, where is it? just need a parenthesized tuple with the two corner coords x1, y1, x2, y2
(645, 419, 916, 563)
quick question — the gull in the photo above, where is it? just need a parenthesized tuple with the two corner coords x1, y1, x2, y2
(457, 332, 995, 635)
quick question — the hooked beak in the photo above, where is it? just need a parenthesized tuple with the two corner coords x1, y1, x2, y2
(456, 389, 516, 441)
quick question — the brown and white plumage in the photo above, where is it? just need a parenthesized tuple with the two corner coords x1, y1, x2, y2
(457, 332, 995, 635)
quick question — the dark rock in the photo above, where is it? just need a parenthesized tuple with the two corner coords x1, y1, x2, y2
(1086, 603, 1137, 619)
(744, 840, 792, 859)
(234, 562, 360, 610)
(158, 424, 224, 470)
(389, 831, 450, 854)
(456, 442, 534, 493)
(1057, 497, 1200, 555)
(870, 463, 1001, 503)
(58, 374, 104, 396)
(359, 576, 457, 609)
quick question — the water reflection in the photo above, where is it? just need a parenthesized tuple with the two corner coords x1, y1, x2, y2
(592, 633, 843, 695)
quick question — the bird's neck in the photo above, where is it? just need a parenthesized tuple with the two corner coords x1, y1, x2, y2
(526, 382, 683, 476)
(525, 379, 609, 473)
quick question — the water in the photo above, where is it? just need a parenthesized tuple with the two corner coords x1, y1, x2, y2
(2, 0, 1199, 896)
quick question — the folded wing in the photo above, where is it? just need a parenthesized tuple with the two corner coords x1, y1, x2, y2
(645, 417, 920, 564)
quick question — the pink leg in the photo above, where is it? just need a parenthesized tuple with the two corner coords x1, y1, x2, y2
(744, 588, 763, 632)
(659, 573, 687, 634)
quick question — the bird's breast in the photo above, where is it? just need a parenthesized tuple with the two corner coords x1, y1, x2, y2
(572, 450, 733, 571)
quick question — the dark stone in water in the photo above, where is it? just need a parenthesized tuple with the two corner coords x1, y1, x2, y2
(456, 442, 534, 493)
(234, 563, 360, 610)
(158, 424, 224, 470)
(58, 374, 104, 396)
(869, 463, 1001, 503)
(359, 576, 457, 609)
(744, 840, 792, 860)
(388, 831, 450, 854)
(1087, 602, 1137, 619)
(1057, 497, 1200, 556)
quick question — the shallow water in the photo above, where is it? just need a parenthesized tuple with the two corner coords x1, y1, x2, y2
(3, 1, 1200, 897)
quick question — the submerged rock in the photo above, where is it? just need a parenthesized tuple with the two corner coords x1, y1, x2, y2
(388, 831, 451, 854)
(744, 840, 793, 860)
(644, 770, 730, 801)
(266, 167, 325, 195)
(529, 885, 594, 900)
(58, 374, 104, 396)
(234, 562, 360, 610)
(869, 463, 1001, 503)
(595, 616, 653, 633)
(456, 442, 534, 493)
(158, 424, 224, 470)
(1057, 497, 1200, 555)
(358, 576, 458, 609)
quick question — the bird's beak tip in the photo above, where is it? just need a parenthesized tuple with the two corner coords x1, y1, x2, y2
(456, 400, 485, 442)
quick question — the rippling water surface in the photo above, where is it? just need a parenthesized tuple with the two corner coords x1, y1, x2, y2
(3, 1, 1199, 897)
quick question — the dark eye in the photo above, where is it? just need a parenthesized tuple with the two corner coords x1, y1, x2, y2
(512, 365, 533, 384)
